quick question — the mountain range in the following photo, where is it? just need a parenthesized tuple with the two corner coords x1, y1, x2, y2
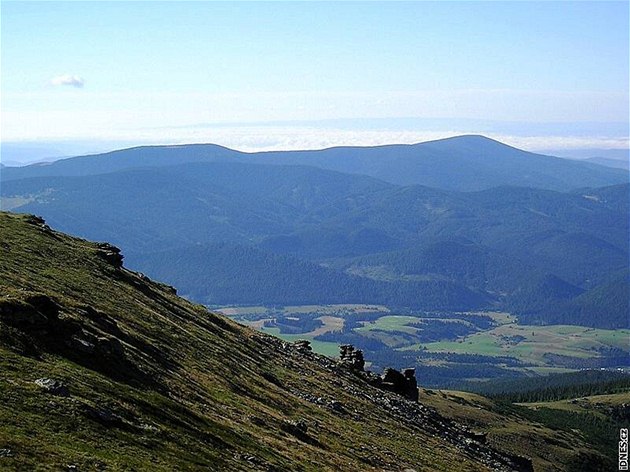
(2, 135, 627, 191)
(1, 135, 628, 328)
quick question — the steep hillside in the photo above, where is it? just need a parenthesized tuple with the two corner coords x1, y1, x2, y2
(0, 212, 531, 471)
(2, 135, 626, 191)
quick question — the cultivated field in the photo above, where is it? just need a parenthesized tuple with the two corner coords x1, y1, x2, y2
(219, 305, 629, 382)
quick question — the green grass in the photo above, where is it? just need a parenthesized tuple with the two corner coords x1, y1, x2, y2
(217, 303, 390, 317)
(421, 388, 613, 472)
(418, 323, 629, 366)
(356, 315, 421, 334)
(519, 391, 630, 415)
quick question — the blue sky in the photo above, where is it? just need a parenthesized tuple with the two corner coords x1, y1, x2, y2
(1, 1, 628, 161)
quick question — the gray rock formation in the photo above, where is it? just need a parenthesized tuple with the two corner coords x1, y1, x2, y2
(380, 367, 419, 402)
(95, 242, 123, 268)
(293, 340, 312, 353)
(339, 344, 365, 371)
(34, 378, 70, 397)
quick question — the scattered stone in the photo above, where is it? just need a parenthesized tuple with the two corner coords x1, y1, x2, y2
(293, 340, 312, 353)
(234, 453, 264, 466)
(83, 405, 122, 425)
(0, 448, 13, 457)
(139, 423, 159, 433)
(328, 400, 345, 413)
(34, 378, 70, 397)
(469, 431, 488, 444)
(282, 418, 309, 438)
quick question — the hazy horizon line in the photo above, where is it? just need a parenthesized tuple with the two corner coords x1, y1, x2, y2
(2, 130, 629, 168)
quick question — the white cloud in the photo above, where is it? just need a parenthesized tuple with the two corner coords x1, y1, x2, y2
(94, 125, 629, 155)
(50, 75, 84, 88)
(3, 110, 628, 155)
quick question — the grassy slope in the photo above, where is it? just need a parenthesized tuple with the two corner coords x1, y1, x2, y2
(421, 389, 623, 472)
(0, 212, 616, 471)
(0, 211, 520, 471)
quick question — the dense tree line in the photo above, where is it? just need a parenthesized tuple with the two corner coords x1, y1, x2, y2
(128, 243, 489, 310)
(467, 370, 630, 400)
(4, 159, 626, 329)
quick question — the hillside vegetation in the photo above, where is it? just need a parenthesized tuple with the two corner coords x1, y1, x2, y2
(1, 141, 628, 329)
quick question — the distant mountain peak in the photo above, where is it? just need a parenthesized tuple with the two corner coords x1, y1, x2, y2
(419, 134, 528, 152)
(1, 134, 626, 192)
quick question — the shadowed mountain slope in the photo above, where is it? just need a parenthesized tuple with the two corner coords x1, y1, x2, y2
(2, 161, 627, 327)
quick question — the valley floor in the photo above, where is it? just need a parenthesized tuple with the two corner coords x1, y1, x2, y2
(218, 304, 630, 386)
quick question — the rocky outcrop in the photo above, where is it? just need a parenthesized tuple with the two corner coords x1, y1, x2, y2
(281, 418, 308, 438)
(293, 339, 312, 353)
(338, 344, 419, 402)
(95, 243, 123, 268)
(339, 344, 365, 371)
(379, 367, 419, 402)
(268, 336, 532, 472)
(24, 215, 51, 232)
(0, 293, 60, 328)
(34, 378, 70, 397)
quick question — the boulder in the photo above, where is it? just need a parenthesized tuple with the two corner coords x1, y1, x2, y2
(293, 340, 312, 353)
(66, 334, 96, 354)
(95, 337, 124, 358)
(281, 418, 309, 438)
(95, 243, 123, 268)
(379, 367, 418, 402)
(34, 378, 70, 397)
